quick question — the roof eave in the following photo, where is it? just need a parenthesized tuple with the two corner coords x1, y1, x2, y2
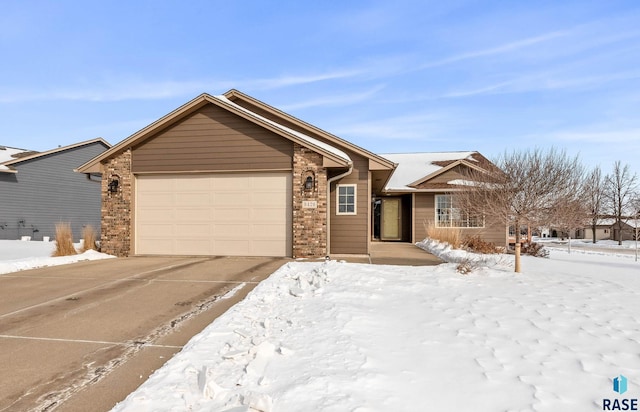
(224, 89, 395, 170)
(5, 138, 111, 167)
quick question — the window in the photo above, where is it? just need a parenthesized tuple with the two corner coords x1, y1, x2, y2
(337, 184, 357, 215)
(435, 194, 483, 228)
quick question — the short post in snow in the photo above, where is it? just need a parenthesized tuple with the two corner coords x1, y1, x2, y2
(515, 242, 522, 273)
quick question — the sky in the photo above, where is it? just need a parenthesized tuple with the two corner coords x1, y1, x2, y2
(1, 0, 639, 176)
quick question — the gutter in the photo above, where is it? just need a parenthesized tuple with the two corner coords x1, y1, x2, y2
(326, 164, 353, 258)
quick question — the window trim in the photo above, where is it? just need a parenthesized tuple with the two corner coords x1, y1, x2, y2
(435, 194, 484, 228)
(336, 184, 357, 215)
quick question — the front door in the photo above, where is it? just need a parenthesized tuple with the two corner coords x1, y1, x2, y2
(381, 198, 401, 240)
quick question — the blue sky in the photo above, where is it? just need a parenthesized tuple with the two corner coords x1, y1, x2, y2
(1, 1, 639, 175)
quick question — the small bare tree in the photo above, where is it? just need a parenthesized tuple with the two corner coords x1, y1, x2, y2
(457, 148, 583, 272)
(604, 161, 638, 245)
(583, 166, 605, 243)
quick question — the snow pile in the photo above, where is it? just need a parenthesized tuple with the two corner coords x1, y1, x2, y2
(0, 239, 115, 275)
(112, 246, 640, 411)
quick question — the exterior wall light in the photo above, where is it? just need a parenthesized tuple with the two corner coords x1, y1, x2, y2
(304, 175, 314, 191)
(108, 178, 119, 193)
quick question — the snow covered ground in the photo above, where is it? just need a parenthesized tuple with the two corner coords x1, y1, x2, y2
(0, 239, 115, 274)
(110, 240, 640, 412)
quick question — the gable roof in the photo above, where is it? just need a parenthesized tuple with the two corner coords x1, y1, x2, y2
(77, 92, 376, 174)
(224, 89, 395, 171)
(0, 146, 30, 173)
(2, 138, 110, 166)
(380, 151, 491, 192)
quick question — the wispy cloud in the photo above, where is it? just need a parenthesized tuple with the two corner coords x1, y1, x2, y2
(334, 112, 454, 141)
(420, 30, 571, 69)
(441, 70, 640, 98)
(550, 127, 640, 144)
(246, 69, 363, 90)
(279, 85, 386, 111)
(0, 69, 362, 103)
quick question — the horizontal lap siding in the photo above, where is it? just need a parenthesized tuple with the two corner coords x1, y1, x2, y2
(425, 166, 466, 185)
(414, 193, 507, 246)
(132, 104, 293, 173)
(330, 155, 369, 254)
(0, 143, 108, 240)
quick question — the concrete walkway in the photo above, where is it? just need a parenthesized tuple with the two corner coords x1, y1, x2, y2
(334, 242, 442, 266)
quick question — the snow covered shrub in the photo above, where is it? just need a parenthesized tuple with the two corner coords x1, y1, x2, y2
(81, 225, 97, 252)
(52, 222, 77, 257)
(462, 235, 500, 254)
(521, 241, 549, 258)
(423, 220, 461, 248)
(456, 259, 474, 275)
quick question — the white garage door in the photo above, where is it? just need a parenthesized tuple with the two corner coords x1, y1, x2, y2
(135, 173, 292, 256)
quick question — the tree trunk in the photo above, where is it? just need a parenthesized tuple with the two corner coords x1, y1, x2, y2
(591, 224, 596, 244)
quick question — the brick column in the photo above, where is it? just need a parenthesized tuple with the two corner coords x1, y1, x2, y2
(292, 144, 327, 258)
(100, 149, 132, 257)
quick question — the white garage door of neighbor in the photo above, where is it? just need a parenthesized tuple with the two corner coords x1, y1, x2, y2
(135, 173, 292, 256)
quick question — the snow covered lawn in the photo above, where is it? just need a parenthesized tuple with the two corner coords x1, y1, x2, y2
(112, 242, 640, 412)
(0, 239, 115, 274)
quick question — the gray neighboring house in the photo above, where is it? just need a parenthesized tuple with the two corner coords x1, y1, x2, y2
(0, 138, 111, 241)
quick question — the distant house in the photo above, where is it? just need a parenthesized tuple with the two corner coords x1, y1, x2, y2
(77, 90, 507, 258)
(0, 138, 111, 241)
(577, 218, 638, 242)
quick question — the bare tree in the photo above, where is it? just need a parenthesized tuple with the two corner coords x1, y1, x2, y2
(549, 195, 588, 254)
(457, 148, 583, 272)
(604, 161, 638, 245)
(583, 166, 605, 243)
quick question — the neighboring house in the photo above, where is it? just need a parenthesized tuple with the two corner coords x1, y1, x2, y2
(0, 138, 111, 241)
(379, 152, 507, 245)
(77, 90, 506, 258)
(575, 219, 615, 241)
(577, 218, 638, 242)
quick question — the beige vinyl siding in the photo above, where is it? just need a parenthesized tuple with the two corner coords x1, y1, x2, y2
(132, 104, 293, 173)
(414, 193, 507, 246)
(329, 154, 369, 254)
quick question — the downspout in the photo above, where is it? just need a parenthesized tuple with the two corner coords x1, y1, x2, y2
(326, 163, 353, 258)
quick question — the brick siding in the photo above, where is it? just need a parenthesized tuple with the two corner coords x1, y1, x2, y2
(100, 149, 132, 257)
(292, 143, 327, 258)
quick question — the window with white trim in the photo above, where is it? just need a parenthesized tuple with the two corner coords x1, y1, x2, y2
(435, 194, 483, 228)
(337, 184, 357, 215)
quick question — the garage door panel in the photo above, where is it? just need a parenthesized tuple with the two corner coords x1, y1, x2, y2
(138, 193, 174, 207)
(253, 208, 287, 221)
(215, 223, 251, 237)
(216, 192, 250, 206)
(136, 173, 291, 257)
(138, 239, 174, 255)
(175, 208, 210, 222)
(175, 224, 211, 237)
(215, 240, 250, 255)
(175, 240, 212, 255)
(215, 208, 250, 220)
(176, 193, 211, 206)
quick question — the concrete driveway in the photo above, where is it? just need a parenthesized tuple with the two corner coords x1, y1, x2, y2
(0, 256, 287, 412)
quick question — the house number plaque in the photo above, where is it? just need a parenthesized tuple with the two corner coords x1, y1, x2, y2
(302, 200, 318, 209)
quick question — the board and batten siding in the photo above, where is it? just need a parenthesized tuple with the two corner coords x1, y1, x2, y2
(414, 193, 507, 246)
(132, 104, 293, 173)
(0, 142, 108, 241)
